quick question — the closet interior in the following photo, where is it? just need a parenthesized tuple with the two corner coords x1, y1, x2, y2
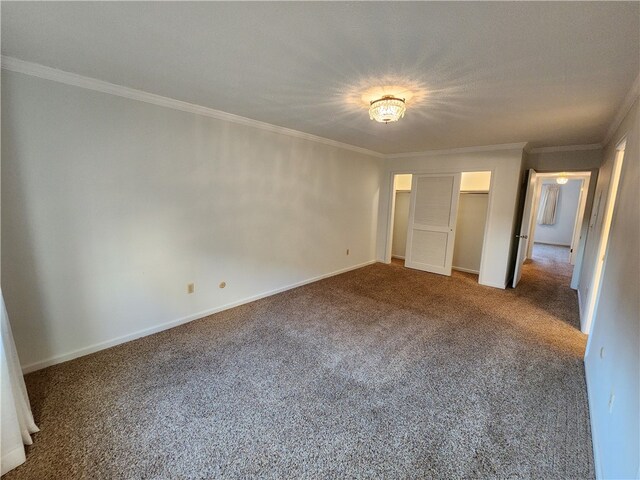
(391, 171, 491, 279)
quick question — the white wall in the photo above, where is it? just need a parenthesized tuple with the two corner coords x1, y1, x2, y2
(1, 71, 382, 371)
(379, 147, 524, 288)
(453, 193, 489, 274)
(533, 179, 581, 246)
(583, 99, 639, 480)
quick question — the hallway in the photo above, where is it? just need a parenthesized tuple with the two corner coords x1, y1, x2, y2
(519, 243, 580, 329)
(529, 243, 573, 271)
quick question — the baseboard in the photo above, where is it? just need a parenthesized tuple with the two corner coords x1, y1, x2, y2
(584, 370, 603, 479)
(21, 259, 377, 374)
(391, 255, 405, 260)
(577, 288, 584, 330)
(452, 266, 480, 275)
(478, 277, 507, 289)
(534, 241, 571, 247)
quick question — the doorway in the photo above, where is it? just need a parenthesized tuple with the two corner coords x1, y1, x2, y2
(389, 171, 492, 282)
(530, 173, 591, 264)
(513, 170, 591, 288)
(582, 140, 626, 337)
(390, 174, 412, 262)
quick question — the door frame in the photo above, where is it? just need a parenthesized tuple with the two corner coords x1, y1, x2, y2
(384, 168, 495, 285)
(583, 139, 626, 340)
(525, 172, 592, 263)
(512, 169, 538, 288)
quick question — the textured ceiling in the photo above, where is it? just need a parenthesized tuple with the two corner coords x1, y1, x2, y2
(2, 2, 638, 154)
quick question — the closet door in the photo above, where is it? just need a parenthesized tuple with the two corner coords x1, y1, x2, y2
(405, 173, 461, 276)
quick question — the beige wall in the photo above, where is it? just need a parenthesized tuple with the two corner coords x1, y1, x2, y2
(1, 71, 382, 371)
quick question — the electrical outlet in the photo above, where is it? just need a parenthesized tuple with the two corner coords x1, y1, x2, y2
(187, 283, 195, 294)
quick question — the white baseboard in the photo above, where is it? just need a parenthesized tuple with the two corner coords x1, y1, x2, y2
(479, 279, 507, 289)
(452, 266, 480, 275)
(584, 370, 603, 480)
(391, 255, 405, 260)
(21, 259, 377, 374)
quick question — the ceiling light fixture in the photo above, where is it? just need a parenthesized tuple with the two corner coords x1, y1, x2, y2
(369, 95, 406, 124)
(556, 175, 569, 185)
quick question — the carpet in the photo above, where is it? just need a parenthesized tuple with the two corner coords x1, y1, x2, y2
(4, 245, 593, 479)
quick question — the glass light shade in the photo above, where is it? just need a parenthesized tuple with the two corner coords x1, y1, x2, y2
(369, 96, 406, 123)
(556, 176, 569, 185)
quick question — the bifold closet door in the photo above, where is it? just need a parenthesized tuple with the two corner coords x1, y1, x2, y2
(405, 173, 461, 276)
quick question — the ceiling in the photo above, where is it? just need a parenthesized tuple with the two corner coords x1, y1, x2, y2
(2, 2, 638, 155)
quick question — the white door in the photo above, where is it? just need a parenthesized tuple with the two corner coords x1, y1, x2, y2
(405, 173, 461, 276)
(569, 178, 588, 265)
(513, 169, 538, 287)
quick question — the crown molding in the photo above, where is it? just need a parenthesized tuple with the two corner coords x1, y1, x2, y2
(602, 72, 640, 147)
(1, 56, 385, 158)
(386, 142, 527, 160)
(527, 143, 603, 154)
(535, 171, 592, 179)
(7, 54, 628, 160)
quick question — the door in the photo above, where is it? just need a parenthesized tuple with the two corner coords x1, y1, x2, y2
(512, 169, 537, 287)
(583, 144, 625, 335)
(405, 173, 461, 275)
(569, 178, 588, 265)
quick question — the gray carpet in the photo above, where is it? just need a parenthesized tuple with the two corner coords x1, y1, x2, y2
(531, 242, 571, 265)
(5, 246, 593, 479)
